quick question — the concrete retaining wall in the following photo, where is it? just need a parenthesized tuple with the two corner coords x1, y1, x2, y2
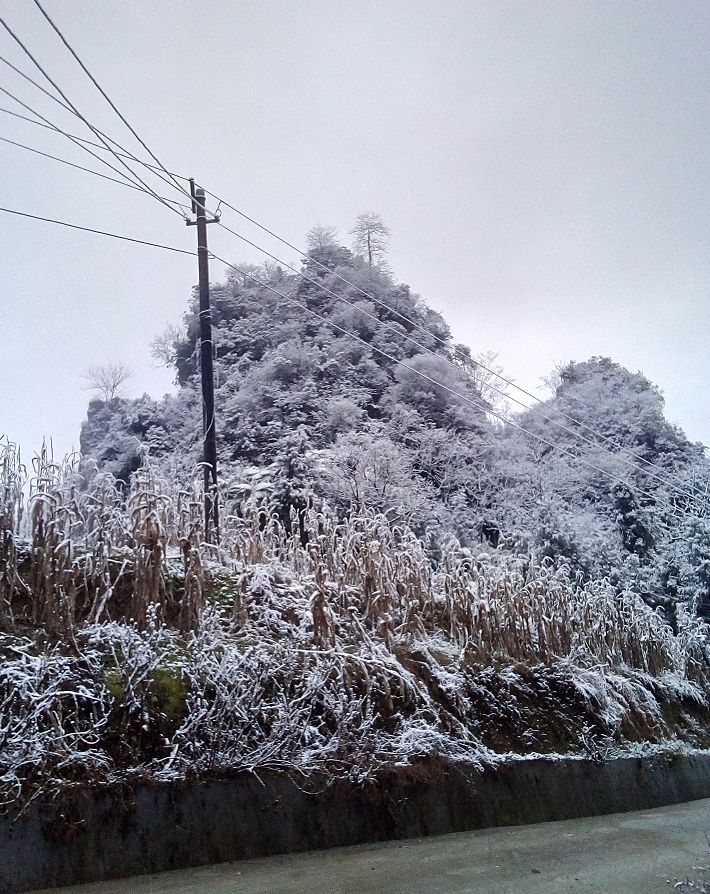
(3, 753, 710, 893)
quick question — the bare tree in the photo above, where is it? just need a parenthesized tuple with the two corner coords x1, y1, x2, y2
(82, 361, 133, 403)
(350, 213, 391, 267)
(150, 323, 186, 368)
(470, 350, 510, 411)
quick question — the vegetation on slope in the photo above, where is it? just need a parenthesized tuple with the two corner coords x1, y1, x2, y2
(2, 439, 710, 810)
(79, 226, 710, 626)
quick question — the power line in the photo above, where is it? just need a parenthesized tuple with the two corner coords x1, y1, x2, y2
(0, 103, 192, 199)
(0, 51, 184, 188)
(0, 12, 185, 219)
(0, 25, 700, 504)
(32, 0, 186, 197)
(0, 133, 128, 185)
(0, 12, 163, 202)
(0, 24, 145, 201)
(0, 134, 191, 211)
(195, 211, 705, 509)
(0, 102, 191, 203)
(5, 40, 240, 249)
(201, 191, 702, 501)
(0, 63, 190, 188)
(0, 206, 195, 255)
(0, 84, 182, 210)
(0, 53, 193, 211)
(208, 251, 700, 524)
(1, 49, 74, 115)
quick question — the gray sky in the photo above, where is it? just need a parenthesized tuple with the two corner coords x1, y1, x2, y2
(1, 0, 708, 462)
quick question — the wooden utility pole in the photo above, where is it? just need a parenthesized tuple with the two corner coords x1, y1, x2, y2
(186, 180, 220, 540)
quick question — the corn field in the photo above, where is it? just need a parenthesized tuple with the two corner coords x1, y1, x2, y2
(1, 436, 709, 809)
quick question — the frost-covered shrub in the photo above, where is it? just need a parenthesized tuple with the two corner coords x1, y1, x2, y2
(0, 635, 112, 807)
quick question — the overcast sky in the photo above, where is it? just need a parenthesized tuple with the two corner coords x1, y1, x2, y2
(1, 0, 708, 462)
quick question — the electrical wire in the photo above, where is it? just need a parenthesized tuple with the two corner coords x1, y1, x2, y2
(208, 251, 702, 524)
(203, 190, 705, 502)
(0, 13, 186, 218)
(0, 101, 193, 209)
(32, 0, 186, 197)
(1, 49, 75, 115)
(0, 105, 194, 189)
(0, 50, 184, 188)
(0, 85, 147, 189)
(0, 67, 190, 186)
(0, 85, 189, 219)
(0, 134, 190, 210)
(196, 212, 706, 510)
(0, 206, 195, 255)
(0, 52, 194, 218)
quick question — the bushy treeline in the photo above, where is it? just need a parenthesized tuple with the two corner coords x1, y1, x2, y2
(80, 229, 710, 622)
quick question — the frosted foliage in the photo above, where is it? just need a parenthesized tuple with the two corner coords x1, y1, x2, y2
(318, 428, 436, 527)
(0, 638, 113, 805)
(79, 247, 710, 620)
(2, 439, 710, 809)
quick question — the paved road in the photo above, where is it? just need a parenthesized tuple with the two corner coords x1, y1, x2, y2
(29, 798, 710, 894)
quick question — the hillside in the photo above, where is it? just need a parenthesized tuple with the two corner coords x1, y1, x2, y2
(80, 226, 710, 623)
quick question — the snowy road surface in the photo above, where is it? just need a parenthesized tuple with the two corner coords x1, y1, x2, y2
(29, 798, 710, 894)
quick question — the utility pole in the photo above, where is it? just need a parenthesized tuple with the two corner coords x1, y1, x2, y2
(186, 180, 220, 541)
